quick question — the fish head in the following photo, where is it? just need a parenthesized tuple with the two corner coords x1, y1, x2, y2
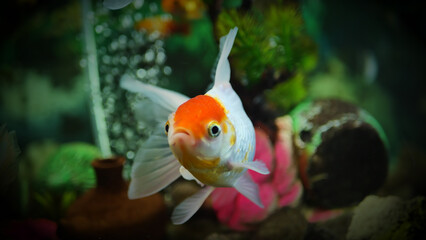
(166, 95, 235, 168)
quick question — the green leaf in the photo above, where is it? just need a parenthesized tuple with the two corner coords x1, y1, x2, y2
(266, 72, 307, 111)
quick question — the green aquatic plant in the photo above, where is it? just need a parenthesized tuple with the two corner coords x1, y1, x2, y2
(33, 190, 77, 220)
(164, 18, 217, 95)
(27, 142, 100, 220)
(215, 3, 317, 112)
(216, 9, 267, 86)
(265, 72, 307, 110)
(36, 142, 101, 191)
(216, 6, 316, 83)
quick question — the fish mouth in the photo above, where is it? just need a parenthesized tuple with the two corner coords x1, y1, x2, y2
(173, 128, 191, 136)
(170, 128, 195, 147)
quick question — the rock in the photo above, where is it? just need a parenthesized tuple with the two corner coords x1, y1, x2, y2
(303, 224, 337, 240)
(254, 207, 308, 240)
(347, 195, 403, 240)
(167, 216, 221, 240)
(380, 146, 426, 198)
(205, 232, 249, 240)
(372, 196, 426, 239)
(306, 210, 352, 240)
(396, 197, 426, 239)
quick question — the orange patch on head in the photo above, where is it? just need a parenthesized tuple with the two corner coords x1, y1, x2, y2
(173, 95, 227, 138)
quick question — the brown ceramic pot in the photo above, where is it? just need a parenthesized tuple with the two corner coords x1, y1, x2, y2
(58, 156, 167, 239)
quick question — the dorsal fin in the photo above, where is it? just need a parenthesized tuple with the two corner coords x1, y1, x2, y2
(213, 27, 238, 87)
(120, 75, 189, 118)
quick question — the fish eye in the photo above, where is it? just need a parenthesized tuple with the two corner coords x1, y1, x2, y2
(208, 122, 221, 138)
(165, 121, 170, 135)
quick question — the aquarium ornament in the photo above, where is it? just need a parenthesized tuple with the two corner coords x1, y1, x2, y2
(81, 0, 112, 157)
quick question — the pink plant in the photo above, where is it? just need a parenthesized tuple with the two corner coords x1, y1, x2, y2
(304, 208, 344, 222)
(211, 116, 302, 230)
(3, 219, 58, 240)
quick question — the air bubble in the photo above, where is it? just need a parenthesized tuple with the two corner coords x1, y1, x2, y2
(112, 122, 122, 135)
(131, 55, 142, 65)
(137, 68, 147, 78)
(120, 56, 128, 65)
(124, 128, 134, 139)
(118, 35, 128, 45)
(144, 49, 155, 62)
(156, 51, 166, 64)
(155, 40, 164, 48)
(126, 151, 135, 159)
(133, 0, 144, 9)
(163, 66, 172, 75)
(134, 12, 143, 21)
(79, 59, 87, 68)
(147, 67, 158, 77)
(105, 74, 113, 83)
(95, 25, 104, 34)
(148, 31, 160, 41)
(121, 15, 133, 28)
(110, 41, 118, 51)
(102, 55, 111, 64)
(149, 2, 158, 12)
(103, 28, 112, 37)
(111, 67, 120, 76)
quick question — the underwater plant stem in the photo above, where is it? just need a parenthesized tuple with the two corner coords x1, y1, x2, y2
(81, 0, 112, 158)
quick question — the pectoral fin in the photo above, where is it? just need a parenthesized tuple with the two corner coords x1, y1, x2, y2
(229, 160, 270, 175)
(171, 186, 215, 224)
(179, 166, 204, 187)
(128, 134, 181, 199)
(233, 172, 264, 208)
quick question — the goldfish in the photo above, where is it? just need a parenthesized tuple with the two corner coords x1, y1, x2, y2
(121, 27, 270, 224)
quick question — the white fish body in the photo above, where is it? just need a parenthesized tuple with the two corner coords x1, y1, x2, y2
(121, 27, 269, 224)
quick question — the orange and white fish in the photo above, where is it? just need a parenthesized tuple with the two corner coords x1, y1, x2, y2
(121, 27, 270, 224)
